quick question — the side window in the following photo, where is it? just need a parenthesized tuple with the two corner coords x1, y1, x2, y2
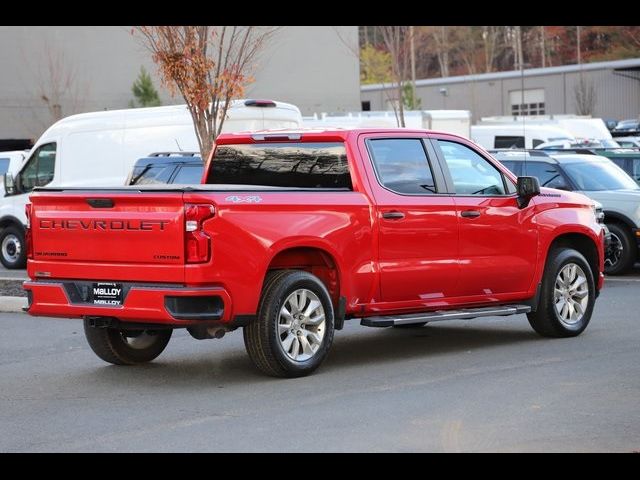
(532, 139, 544, 148)
(523, 162, 569, 190)
(498, 160, 521, 177)
(631, 159, 640, 184)
(19, 143, 56, 193)
(367, 138, 437, 194)
(0, 158, 9, 176)
(438, 140, 510, 196)
(494, 136, 524, 149)
(131, 165, 174, 185)
(171, 165, 204, 184)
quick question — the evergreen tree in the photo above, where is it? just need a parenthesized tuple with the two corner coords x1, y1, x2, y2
(129, 66, 161, 108)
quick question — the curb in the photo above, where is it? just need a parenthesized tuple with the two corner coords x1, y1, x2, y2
(0, 296, 27, 313)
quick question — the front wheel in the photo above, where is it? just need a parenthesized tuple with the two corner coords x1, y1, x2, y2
(527, 248, 595, 338)
(83, 320, 172, 365)
(243, 270, 335, 378)
(0, 226, 26, 269)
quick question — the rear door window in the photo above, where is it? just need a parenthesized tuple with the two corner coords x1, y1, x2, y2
(366, 138, 437, 194)
(131, 165, 174, 185)
(207, 142, 352, 189)
(171, 165, 204, 184)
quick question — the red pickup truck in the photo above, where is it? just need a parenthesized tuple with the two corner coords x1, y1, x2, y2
(24, 129, 605, 377)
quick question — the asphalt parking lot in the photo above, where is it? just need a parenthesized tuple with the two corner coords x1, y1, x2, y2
(0, 266, 639, 452)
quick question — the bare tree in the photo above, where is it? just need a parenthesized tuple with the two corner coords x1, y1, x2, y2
(37, 45, 88, 123)
(335, 26, 410, 127)
(426, 25, 451, 77)
(134, 26, 278, 160)
(481, 26, 502, 73)
(574, 75, 597, 115)
(378, 26, 411, 127)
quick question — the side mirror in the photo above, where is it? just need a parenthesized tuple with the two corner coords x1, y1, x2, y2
(3, 172, 16, 196)
(516, 176, 540, 209)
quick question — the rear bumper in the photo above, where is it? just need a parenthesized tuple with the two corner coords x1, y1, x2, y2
(23, 280, 233, 327)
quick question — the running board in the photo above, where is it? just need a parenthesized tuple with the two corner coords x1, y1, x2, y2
(360, 304, 532, 328)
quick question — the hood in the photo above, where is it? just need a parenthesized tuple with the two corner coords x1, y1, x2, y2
(537, 187, 594, 207)
(581, 189, 640, 204)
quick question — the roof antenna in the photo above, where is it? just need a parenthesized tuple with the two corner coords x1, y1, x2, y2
(174, 138, 183, 152)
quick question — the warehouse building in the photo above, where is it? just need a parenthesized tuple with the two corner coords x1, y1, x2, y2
(361, 58, 640, 124)
(0, 26, 360, 148)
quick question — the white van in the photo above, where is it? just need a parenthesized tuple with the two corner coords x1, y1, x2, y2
(0, 99, 302, 268)
(471, 124, 575, 150)
(303, 110, 472, 138)
(0, 151, 27, 197)
(478, 115, 614, 143)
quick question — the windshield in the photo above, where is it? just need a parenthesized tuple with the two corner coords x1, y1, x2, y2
(562, 160, 640, 191)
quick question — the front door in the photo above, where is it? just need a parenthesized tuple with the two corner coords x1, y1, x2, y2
(361, 135, 459, 305)
(433, 137, 538, 298)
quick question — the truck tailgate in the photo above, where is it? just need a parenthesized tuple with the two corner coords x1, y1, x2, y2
(29, 191, 186, 282)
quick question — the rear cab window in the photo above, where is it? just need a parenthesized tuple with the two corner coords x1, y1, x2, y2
(206, 142, 352, 189)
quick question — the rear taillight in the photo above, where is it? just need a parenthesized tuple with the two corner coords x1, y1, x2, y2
(25, 203, 33, 260)
(185, 203, 215, 263)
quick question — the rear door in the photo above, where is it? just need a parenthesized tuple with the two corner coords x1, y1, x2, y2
(359, 134, 460, 304)
(432, 136, 538, 298)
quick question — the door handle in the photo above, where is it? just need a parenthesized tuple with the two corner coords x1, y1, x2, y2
(460, 210, 481, 218)
(382, 211, 405, 220)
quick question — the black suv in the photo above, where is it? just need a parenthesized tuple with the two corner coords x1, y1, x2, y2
(127, 152, 203, 186)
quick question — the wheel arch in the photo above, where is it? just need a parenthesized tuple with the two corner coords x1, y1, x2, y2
(603, 210, 637, 230)
(546, 232, 600, 287)
(0, 215, 25, 231)
(264, 246, 342, 308)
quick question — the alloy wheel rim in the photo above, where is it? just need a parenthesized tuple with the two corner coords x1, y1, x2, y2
(554, 263, 589, 326)
(1, 234, 21, 263)
(278, 289, 326, 362)
(604, 232, 623, 269)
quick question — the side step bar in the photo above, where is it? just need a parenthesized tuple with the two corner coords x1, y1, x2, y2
(360, 304, 532, 328)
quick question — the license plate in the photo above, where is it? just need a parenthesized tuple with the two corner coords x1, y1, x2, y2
(91, 282, 123, 306)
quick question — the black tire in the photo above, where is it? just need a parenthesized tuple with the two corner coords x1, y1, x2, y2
(604, 223, 636, 275)
(0, 225, 26, 269)
(243, 270, 335, 378)
(527, 248, 596, 338)
(393, 322, 428, 328)
(83, 320, 172, 365)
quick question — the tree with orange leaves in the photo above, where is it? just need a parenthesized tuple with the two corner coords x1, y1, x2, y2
(134, 26, 278, 160)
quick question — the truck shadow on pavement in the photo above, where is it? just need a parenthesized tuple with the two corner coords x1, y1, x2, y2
(77, 321, 543, 387)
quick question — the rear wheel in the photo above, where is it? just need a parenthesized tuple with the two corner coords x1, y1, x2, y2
(527, 248, 595, 338)
(604, 223, 635, 275)
(83, 320, 172, 365)
(243, 270, 335, 378)
(0, 226, 26, 269)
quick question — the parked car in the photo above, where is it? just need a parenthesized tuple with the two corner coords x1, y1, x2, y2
(493, 149, 640, 275)
(127, 153, 203, 186)
(612, 119, 640, 136)
(0, 99, 303, 269)
(0, 150, 27, 197)
(25, 128, 604, 377)
(535, 138, 621, 150)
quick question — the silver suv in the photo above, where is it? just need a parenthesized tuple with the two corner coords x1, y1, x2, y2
(493, 150, 640, 274)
